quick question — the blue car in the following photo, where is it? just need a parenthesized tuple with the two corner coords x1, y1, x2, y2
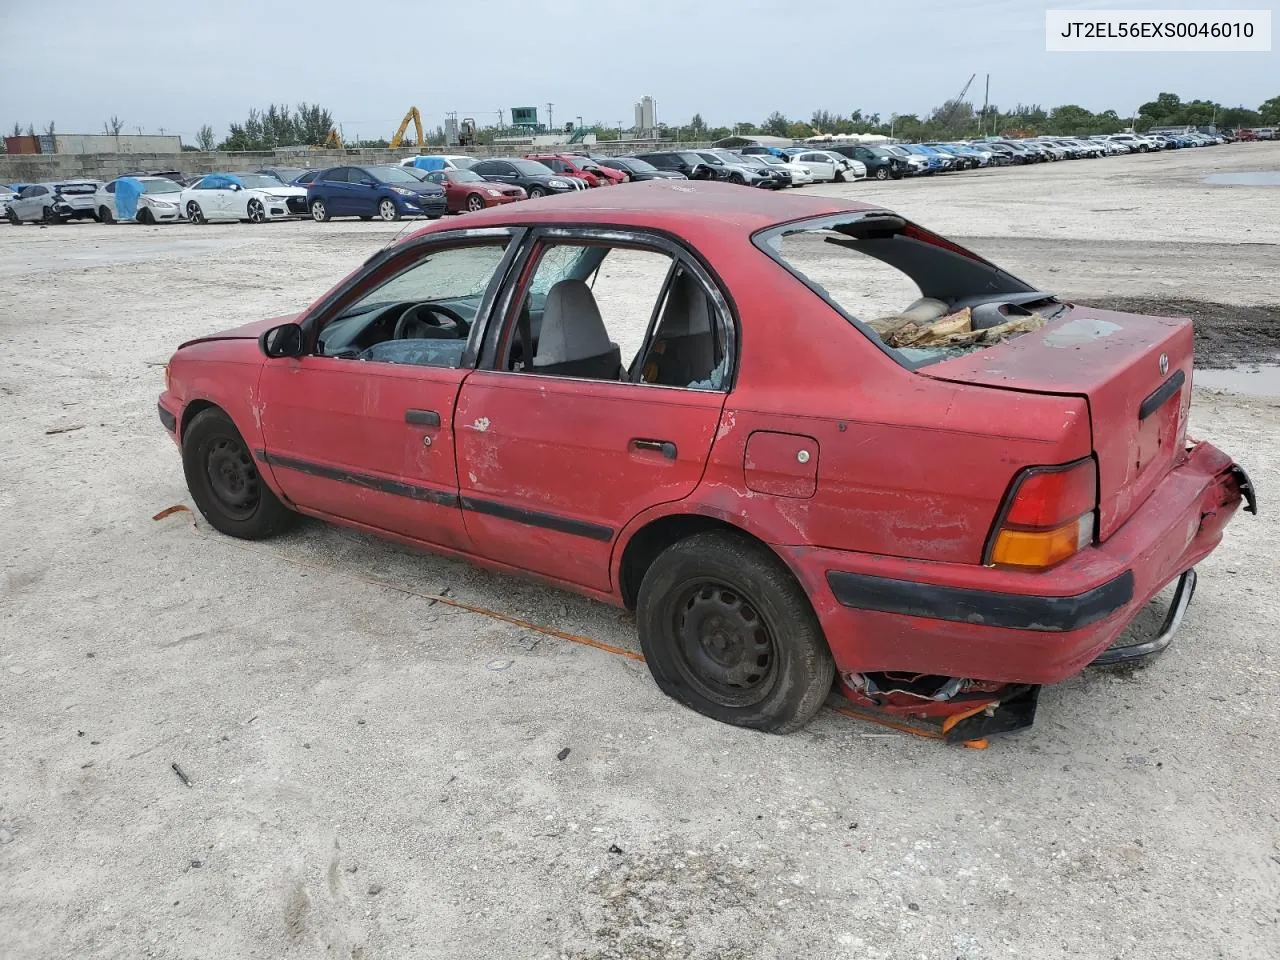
(306, 164, 447, 222)
(900, 144, 951, 173)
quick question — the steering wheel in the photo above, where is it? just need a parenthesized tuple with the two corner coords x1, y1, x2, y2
(392, 302, 471, 341)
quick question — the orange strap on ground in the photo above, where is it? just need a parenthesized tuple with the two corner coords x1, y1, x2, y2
(152, 504, 645, 662)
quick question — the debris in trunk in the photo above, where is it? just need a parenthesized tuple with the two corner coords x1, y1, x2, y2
(876, 305, 1046, 349)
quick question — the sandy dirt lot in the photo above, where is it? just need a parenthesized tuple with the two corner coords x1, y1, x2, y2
(2, 144, 1278, 960)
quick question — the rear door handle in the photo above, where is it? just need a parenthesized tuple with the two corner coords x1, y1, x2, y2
(405, 409, 441, 427)
(632, 439, 677, 460)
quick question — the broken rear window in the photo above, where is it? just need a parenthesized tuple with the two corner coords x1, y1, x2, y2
(757, 214, 1067, 368)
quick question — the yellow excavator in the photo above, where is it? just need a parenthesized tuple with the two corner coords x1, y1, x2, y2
(390, 107, 425, 149)
(323, 127, 343, 148)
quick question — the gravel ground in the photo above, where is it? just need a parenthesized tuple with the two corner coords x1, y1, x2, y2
(1, 143, 1278, 960)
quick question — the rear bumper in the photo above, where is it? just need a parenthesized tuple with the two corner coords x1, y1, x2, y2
(786, 441, 1248, 685)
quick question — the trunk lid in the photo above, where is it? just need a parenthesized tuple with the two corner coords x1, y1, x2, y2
(923, 305, 1193, 540)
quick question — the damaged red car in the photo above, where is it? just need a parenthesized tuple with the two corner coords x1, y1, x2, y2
(158, 182, 1254, 740)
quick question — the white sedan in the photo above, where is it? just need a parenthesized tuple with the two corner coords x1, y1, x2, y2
(94, 176, 186, 224)
(0, 186, 16, 217)
(793, 150, 866, 183)
(179, 173, 308, 224)
(753, 154, 814, 185)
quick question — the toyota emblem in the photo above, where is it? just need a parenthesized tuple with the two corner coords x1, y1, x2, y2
(1159, 353, 1169, 376)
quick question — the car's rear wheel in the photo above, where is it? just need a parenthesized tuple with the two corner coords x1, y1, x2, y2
(182, 407, 295, 540)
(98, 206, 114, 224)
(637, 531, 835, 734)
(310, 199, 329, 222)
(247, 198, 266, 223)
(527, 185, 546, 199)
(378, 198, 400, 221)
(186, 201, 206, 224)
(465, 193, 485, 212)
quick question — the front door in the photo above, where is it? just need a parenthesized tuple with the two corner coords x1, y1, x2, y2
(455, 233, 733, 592)
(257, 233, 521, 549)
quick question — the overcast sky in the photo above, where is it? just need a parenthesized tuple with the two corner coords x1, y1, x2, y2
(1, 0, 1274, 142)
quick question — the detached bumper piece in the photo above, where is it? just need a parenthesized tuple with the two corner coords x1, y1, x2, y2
(1090, 568, 1197, 667)
(829, 677, 1040, 748)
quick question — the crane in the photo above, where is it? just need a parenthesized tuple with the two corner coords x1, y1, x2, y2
(323, 127, 343, 149)
(937, 73, 977, 131)
(389, 107, 425, 149)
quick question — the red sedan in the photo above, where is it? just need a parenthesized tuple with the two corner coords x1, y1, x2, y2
(158, 182, 1252, 740)
(422, 168, 526, 213)
(525, 154, 623, 187)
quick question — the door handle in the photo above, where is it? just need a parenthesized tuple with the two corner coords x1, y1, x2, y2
(405, 409, 441, 427)
(632, 439, 677, 460)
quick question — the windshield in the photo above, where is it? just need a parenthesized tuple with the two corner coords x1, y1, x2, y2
(675, 152, 705, 165)
(363, 165, 418, 183)
(141, 179, 181, 194)
(337, 243, 511, 321)
(510, 159, 555, 176)
(234, 174, 282, 189)
(263, 168, 303, 183)
(447, 170, 484, 183)
(757, 155, 785, 165)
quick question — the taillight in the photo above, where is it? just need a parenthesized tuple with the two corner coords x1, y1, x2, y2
(985, 458, 1097, 569)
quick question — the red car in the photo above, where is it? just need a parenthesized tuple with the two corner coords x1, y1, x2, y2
(421, 168, 526, 213)
(525, 154, 622, 187)
(159, 182, 1253, 740)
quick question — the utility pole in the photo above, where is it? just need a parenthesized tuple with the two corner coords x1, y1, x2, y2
(496, 108, 503, 133)
(981, 74, 990, 137)
(617, 121, 623, 141)
(545, 102, 554, 131)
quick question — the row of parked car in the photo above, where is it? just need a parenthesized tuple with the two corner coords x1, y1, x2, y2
(0, 130, 1241, 225)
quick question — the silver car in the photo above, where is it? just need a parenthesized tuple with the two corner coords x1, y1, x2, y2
(94, 176, 186, 224)
(6, 181, 102, 224)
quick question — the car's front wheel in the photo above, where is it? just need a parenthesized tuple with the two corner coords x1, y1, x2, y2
(465, 193, 485, 212)
(310, 199, 330, 222)
(247, 198, 266, 223)
(186, 201, 206, 224)
(637, 531, 835, 734)
(874, 166, 890, 181)
(527, 186, 546, 199)
(5, 208, 19, 225)
(97, 206, 114, 224)
(181, 407, 295, 540)
(378, 198, 400, 221)
(42, 206, 60, 224)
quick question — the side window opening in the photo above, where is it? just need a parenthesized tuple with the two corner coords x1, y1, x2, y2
(502, 241, 728, 390)
(317, 240, 511, 369)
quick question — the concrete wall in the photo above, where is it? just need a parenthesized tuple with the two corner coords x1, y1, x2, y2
(55, 134, 184, 155)
(0, 142, 715, 184)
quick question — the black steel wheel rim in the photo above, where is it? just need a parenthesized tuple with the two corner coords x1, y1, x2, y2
(670, 580, 778, 707)
(204, 436, 261, 520)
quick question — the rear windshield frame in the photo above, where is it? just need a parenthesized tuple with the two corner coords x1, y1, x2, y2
(752, 212, 1048, 372)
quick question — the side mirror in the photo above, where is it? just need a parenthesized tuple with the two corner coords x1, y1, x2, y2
(230, 183, 242, 191)
(259, 322, 306, 359)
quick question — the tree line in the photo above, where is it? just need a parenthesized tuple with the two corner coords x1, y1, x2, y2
(4, 91, 1278, 154)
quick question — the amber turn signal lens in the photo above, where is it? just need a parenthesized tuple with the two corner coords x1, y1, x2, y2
(989, 514, 1093, 569)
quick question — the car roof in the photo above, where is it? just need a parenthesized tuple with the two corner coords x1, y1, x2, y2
(403, 179, 882, 241)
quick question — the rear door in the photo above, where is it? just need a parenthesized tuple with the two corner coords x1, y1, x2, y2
(454, 230, 732, 592)
(318, 167, 352, 214)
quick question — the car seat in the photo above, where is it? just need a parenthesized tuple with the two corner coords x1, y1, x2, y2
(637, 269, 717, 387)
(531, 279, 622, 380)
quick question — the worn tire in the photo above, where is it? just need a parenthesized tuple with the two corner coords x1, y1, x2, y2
(181, 407, 295, 540)
(637, 531, 835, 734)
